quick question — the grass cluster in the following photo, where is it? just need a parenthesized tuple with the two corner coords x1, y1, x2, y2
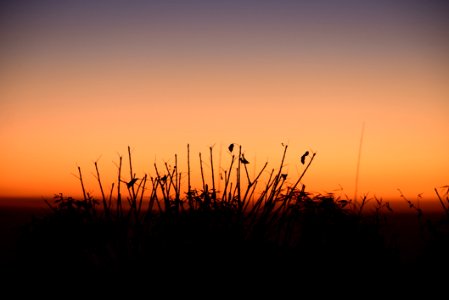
(14, 145, 449, 280)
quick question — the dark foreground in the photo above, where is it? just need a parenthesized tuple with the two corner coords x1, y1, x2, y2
(2, 200, 449, 287)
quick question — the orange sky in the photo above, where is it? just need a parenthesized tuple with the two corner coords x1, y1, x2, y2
(0, 1, 448, 204)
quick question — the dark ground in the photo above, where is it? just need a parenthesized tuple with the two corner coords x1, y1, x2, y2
(1, 199, 449, 290)
(0, 205, 47, 268)
(0, 206, 443, 264)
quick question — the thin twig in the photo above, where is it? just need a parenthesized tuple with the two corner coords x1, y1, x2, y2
(94, 161, 108, 217)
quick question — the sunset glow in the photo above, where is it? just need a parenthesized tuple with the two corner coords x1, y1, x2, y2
(1, 0, 448, 205)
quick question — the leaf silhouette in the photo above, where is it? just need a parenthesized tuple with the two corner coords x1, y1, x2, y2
(228, 143, 234, 153)
(127, 178, 139, 188)
(300, 151, 309, 164)
(240, 154, 249, 164)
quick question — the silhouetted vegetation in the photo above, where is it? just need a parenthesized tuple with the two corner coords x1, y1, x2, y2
(13, 145, 449, 281)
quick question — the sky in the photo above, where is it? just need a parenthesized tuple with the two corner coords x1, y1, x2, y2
(0, 0, 448, 204)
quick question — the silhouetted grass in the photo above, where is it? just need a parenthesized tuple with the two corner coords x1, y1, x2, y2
(12, 145, 449, 283)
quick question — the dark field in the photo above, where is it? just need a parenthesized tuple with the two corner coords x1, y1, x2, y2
(0, 203, 47, 268)
(1, 199, 448, 281)
(1, 147, 447, 290)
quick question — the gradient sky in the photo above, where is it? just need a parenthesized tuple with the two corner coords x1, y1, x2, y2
(1, 0, 448, 203)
